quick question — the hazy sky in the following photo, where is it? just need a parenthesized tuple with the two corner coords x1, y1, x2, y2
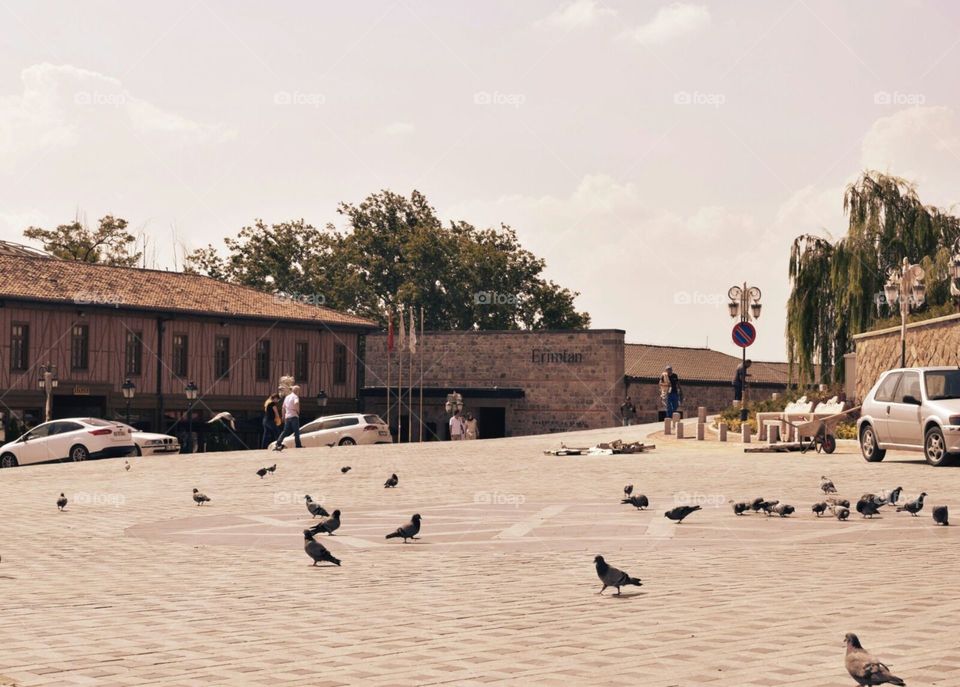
(2, 0, 959, 360)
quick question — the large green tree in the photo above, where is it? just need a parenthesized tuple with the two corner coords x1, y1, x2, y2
(787, 171, 960, 383)
(186, 190, 590, 330)
(24, 215, 142, 267)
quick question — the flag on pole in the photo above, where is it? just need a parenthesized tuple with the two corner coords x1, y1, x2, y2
(387, 313, 394, 352)
(409, 306, 417, 354)
(398, 305, 406, 350)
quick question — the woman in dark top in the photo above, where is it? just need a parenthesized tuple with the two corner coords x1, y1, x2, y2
(262, 393, 282, 448)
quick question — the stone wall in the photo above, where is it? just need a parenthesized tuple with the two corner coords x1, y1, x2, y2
(625, 378, 783, 422)
(363, 329, 625, 437)
(852, 313, 960, 402)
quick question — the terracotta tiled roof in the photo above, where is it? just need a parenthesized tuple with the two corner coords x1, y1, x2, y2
(0, 254, 376, 328)
(624, 343, 794, 385)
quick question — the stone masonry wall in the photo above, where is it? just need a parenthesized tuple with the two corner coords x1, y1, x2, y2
(625, 378, 783, 422)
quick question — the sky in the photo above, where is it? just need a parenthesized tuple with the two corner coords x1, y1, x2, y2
(2, 0, 960, 361)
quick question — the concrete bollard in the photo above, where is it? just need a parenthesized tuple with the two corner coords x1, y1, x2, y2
(719, 422, 728, 442)
(696, 422, 705, 440)
(676, 421, 685, 439)
(672, 412, 681, 423)
(697, 406, 706, 423)
(664, 418, 673, 435)
(742, 424, 751, 444)
(768, 424, 780, 444)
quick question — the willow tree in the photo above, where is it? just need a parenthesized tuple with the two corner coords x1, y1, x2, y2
(787, 171, 960, 384)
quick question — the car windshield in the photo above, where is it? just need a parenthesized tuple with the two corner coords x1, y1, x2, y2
(924, 370, 960, 400)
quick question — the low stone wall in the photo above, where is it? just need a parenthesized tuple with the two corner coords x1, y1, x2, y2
(852, 312, 960, 402)
(625, 377, 784, 422)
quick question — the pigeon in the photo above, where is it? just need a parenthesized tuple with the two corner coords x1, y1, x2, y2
(593, 555, 642, 596)
(820, 476, 837, 494)
(772, 503, 795, 517)
(758, 499, 780, 515)
(124, 460, 131, 471)
(730, 500, 751, 516)
(266, 463, 277, 474)
(312, 509, 341, 535)
(621, 494, 649, 510)
(932, 505, 949, 526)
(384, 473, 399, 488)
(385, 513, 421, 542)
(207, 411, 236, 431)
(623, 484, 633, 497)
(826, 497, 851, 509)
(256, 467, 268, 478)
(341, 466, 352, 474)
(844, 633, 906, 686)
(856, 496, 884, 518)
(304, 495, 329, 518)
(303, 529, 341, 566)
(836, 507, 850, 521)
(664, 505, 701, 523)
(192, 488, 211, 506)
(56, 493, 68, 511)
(812, 502, 828, 517)
(749, 497, 767, 513)
(878, 486, 903, 506)
(897, 492, 927, 516)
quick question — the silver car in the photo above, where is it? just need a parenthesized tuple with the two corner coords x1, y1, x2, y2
(858, 367, 960, 466)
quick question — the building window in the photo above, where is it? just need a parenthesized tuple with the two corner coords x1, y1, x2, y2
(10, 323, 28, 371)
(334, 343, 347, 384)
(215, 336, 230, 379)
(256, 340, 271, 380)
(125, 331, 143, 376)
(173, 334, 188, 377)
(71, 324, 89, 370)
(295, 342, 308, 382)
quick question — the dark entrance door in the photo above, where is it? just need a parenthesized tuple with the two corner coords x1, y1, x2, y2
(53, 395, 107, 420)
(477, 407, 506, 439)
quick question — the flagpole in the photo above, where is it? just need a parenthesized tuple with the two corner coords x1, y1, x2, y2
(419, 306, 424, 442)
(407, 306, 414, 444)
(397, 305, 404, 443)
(386, 312, 392, 430)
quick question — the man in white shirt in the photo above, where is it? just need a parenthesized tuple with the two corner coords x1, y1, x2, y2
(449, 409, 466, 440)
(274, 385, 303, 450)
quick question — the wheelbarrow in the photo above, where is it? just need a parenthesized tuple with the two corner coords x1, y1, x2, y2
(787, 406, 860, 454)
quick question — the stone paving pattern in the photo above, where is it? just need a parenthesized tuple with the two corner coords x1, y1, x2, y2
(1, 421, 959, 686)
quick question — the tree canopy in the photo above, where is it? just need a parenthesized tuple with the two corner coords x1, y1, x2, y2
(787, 171, 960, 383)
(24, 215, 141, 267)
(186, 190, 590, 330)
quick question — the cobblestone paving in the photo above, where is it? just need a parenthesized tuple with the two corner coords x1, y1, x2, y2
(1, 422, 958, 686)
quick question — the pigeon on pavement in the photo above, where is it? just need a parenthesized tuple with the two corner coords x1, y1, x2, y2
(312, 509, 341, 535)
(664, 505, 701, 523)
(844, 633, 906, 686)
(266, 463, 277, 474)
(303, 529, 341, 566)
(836, 507, 850, 521)
(304, 495, 329, 518)
(897, 492, 927, 516)
(341, 466, 352, 474)
(256, 467, 268, 478)
(826, 497, 851, 509)
(933, 505, 949, 526)
(856, 496, 884, 518)
(772, 503, 795, 517)
(57, 493, 68, 511)
(730, 501, 750, 516)
(878, 486, 903, 506)
(820, 476, 837, 494)
(623, 484, 633, 497)
(812, 502, 828, 517)
(384, 473, 399, 488)
(192, 488, 211, 506)
(758, 499, 780, 515)
(594, 555, 642, 596)
(621, 494, 649, 510)
(385, 514, 421, 542)
(749, 497, 767, 513)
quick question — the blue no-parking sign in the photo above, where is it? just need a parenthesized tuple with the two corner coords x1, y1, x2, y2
(732, 321, 756, 348)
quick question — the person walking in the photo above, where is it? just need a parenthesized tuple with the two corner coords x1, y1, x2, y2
(449, 409, 466, 441)
(261, 393, 282, 449)
(659, 366, 682, 418)
(464, 412, 479, 440)
(274, 385, 303, 450)
(619, 396, 637, 426)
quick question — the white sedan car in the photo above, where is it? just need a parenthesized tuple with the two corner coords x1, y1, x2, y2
(0, 417, 136, 468)
(116, 423, 181, 456)
(270, 413, 392, 449)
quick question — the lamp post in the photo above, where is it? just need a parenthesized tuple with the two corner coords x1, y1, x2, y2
(184, 381, 198, 453)
(884, 257, 925, 368)
(121, 378, 136, 425)
(37, 363, 58, 423)
(728, 283, 762, 422)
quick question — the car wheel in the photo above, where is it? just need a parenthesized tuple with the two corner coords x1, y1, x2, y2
(924, 427, 953, 466)
(0, 453, 17, 468)
(859, 425, 886, 462)
(135, 446, 142, 457)
(339, 437, 357, 446)
(70, 444, 89, 462)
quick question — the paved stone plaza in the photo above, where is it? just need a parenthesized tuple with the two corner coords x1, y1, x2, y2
(1, 421, 958, 686)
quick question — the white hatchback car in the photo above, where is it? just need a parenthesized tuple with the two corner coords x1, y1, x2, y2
(116, 423, 181, 456)
(0, 417, 136, 467)
(270, 413, 392, 449)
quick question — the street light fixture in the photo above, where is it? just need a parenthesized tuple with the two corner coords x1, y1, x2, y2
(184, 381, 199, 453)
(37, 363, 58, 422)
(444, 391, 463, 414)
(121, 378, 136, 425)
(884, 257, 925, 367)
(317, 389, 328, 408)
(728, 283, 762, 422)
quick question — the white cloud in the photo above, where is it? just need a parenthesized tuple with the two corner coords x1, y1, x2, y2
(379, 121, 416, 137)
(619, 2, 711, 46)
(535, 0, 617, 31)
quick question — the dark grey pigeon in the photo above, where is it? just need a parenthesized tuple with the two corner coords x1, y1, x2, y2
(897, 492, 927, 516)
(192, 488, 210, 506)
(772, 503, 795, 517)
(303, 529, 341, 566)
(385, 513, 421, 542)
(266, 463, 276, 474)
(730, 501, 750, 516)
(933, 505, 949, 526)
(304, 495, 329, 518)
(623, 484, 633, 497)
(341, 466, 352, 474)
(759, 499, 780, 515)
(836, 507, 850, 521)
(820, 476, 837, 494)
(878, 486, 902, 506)
(57, 493, 68, 511)
(856, 496, 884, 518)
(664, 505, 701, 523)
(749, 497, 766, 513)
(812, 502, 828, 517)
(384, 473, 399, 488)
(621, 494, 649, 510)
(312, 509, 341, 535)
(256, 467, 268, 478)
(844, 633, 906, 686)
(594, 555, 642, 596)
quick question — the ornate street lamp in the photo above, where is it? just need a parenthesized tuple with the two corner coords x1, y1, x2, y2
(884, 257, 925, 367)
(728, 283, 762, 421)
(185, 381, 199, 453)
(444, 391, 464, 414)
(121, 378, 136, 424)
(37, 363, 58, 422)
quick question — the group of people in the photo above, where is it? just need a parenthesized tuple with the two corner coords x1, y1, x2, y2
(448, 409, 479, 440)
(262, 385, 302, 450)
